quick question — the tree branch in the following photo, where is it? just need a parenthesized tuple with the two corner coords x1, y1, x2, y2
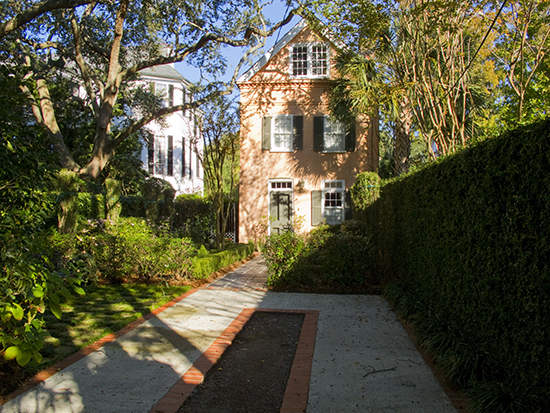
(0, 0, 98, 38)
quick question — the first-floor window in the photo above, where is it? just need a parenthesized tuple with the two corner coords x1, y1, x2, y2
(323, 180, 345, 225)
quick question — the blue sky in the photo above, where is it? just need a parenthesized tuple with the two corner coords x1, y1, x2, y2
(175, 1, 301, 85)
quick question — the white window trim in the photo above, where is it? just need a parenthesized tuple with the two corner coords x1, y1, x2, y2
(322, 179, 345, 225)
(323, 117, 346, 153)
(271, 115, 294, 152)
(289, 42, 330, 79)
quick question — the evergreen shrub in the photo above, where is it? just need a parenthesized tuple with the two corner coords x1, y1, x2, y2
(369, 119, 550, 412)
(191, 243, 254, 279)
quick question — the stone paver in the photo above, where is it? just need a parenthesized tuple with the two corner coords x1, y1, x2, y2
(0, 254, 465, 413)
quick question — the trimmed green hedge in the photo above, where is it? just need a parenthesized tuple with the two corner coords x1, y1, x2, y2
(369, 119, 550, 412)
(191, 243, 255, 279)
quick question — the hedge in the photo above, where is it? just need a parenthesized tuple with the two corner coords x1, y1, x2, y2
(191, 242, 255, 279)
(368, 119, 550, 412)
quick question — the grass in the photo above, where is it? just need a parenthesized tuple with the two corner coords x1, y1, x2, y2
(2, 283, 191, 396)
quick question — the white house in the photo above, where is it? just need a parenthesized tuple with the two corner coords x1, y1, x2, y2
(138, 64, 203, 195)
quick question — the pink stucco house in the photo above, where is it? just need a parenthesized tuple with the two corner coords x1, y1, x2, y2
(237, 20, 379, 242)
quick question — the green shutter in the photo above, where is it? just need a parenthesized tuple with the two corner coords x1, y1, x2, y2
(293, 116, 303, 151)
(311, 190, 323, 226)
(262, 117, 272, 151)
(313, 117, 324, 152)
(345, 121, 356, 152)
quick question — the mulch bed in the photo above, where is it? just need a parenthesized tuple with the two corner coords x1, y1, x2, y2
(178, 311, 305, 413)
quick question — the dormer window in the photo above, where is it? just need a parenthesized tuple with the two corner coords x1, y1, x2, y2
(290, 43, 329, 78)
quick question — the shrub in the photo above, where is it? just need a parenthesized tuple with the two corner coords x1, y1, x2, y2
(52, 217, 194, 283)
(171, 194, 212, 244)
(263, 230, 307, 286)
(191, 243, 255, 279)
(367, 119, 550, 411)
(350, 172, 380, 220)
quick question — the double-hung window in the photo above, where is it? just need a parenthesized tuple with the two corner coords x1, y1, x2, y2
(262, 115, 303, 152)
(273, 116, 293, 151)
(290, 43, 329, 78)
(148, 135, 173, 176)
(322, 180, 345, 225)
(323, 118, 346, 152)
(311, 180, 351, 226)
(152, 82, 174, 107)
(314, 116, 355, 153)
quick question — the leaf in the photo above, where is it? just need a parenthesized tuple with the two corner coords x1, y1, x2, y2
(49, 293, 59, 304)
(16, 350, 32, 366)
(4, 346, 20, 360)
(73, 286, 85, 296)
(11, 304, 24, 321)
(49, 301, 62, 319)
(34, 352, 43, 364)
(32, 287, 44, 298)
(59, 286, 71, 299)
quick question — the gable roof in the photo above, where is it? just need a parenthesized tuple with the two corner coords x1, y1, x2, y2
(140, 64, 191, 85)
(237, 19, 308, 83)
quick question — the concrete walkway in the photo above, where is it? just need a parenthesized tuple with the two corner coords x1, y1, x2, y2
(1, 255, 458, 413)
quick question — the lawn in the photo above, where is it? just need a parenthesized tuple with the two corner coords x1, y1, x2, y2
(1, 283, 191, 398)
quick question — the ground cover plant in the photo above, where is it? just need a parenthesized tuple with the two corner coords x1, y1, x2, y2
(0, 283, 191, 399)
(369, 119, 550, 412)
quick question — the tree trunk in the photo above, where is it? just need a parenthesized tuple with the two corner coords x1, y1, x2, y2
(392, 98, 412, 176)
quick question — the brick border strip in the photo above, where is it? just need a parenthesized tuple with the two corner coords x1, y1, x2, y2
(150, 308, 319, 413)
(1, 287, 201, 405)
(1, 253, 261, 406)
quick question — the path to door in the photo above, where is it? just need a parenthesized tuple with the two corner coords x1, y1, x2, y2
(1, 255, 464, 413)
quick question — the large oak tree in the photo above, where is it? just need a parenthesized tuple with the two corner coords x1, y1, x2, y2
(0, 0, 298, 178)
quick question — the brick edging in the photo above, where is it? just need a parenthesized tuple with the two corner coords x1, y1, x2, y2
(1, 253, 261, 405)
(150, 308, 319, 413)
(1, 287, 202, 405)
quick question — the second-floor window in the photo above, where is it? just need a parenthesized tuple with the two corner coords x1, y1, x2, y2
(314, 116, 356, 153)
(290, 43, 329, 78)
(152, 82, 175, 107)
(262, 115, 303, 152)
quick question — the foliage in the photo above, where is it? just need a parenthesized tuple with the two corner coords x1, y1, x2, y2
(350, 171, 380, 219)
(263, 230, 308, 286)
(263, 219, 378, 292)
(0, 0, 299, 179)
(367, 119, 550, 412)
(143, 177, 176, 224)
(171, 193, 213, 245)
(51, 218, 194, 283)
(195, 96, 240, 250)
(1, 282, 191, 397)
(0, 65, 87, 367)
(191, 243, 255, 279)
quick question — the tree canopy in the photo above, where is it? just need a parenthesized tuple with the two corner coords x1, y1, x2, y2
(307, 0, 550, 175)
(0, 0, 299, 178)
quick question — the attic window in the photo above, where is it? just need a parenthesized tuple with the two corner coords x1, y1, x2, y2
(290, 43, 329, 78)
